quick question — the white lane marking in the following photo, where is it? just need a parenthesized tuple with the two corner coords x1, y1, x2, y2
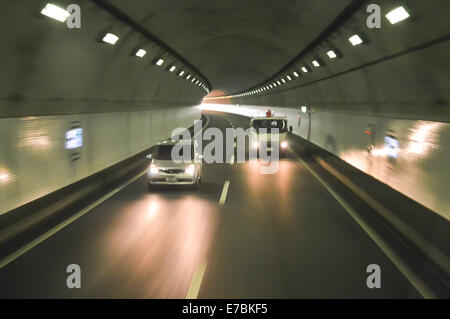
(0, 170, 147, 270)
(291, 151, 435, 299)
(185, 260, 207, 299)
(230, 154, 235, 165)
(219, 181, 230, 206)
(316, 157, 449, 275)
(193, 113, 210, 138)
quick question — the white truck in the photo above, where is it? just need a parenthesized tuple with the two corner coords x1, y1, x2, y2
(250, 113, 289, 157)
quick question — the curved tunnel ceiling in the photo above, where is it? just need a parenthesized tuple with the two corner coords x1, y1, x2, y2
(109, 0, 354, 94)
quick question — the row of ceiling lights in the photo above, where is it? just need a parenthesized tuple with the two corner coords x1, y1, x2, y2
(40, 3, 210, 94)
(236, 5, 410, 97)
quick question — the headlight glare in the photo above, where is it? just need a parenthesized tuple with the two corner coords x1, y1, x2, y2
(185, 165, 195, 175)
(150, 165, 159, 174)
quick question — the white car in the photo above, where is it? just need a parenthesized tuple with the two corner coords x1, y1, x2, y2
(250, 116, 289, 156)
(146, 140, 202, 190)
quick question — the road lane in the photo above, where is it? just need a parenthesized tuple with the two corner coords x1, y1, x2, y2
(0, 111, 421, 298)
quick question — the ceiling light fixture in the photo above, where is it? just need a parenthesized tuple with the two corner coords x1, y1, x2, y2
(41, 3, 70, 22)
(349, 34, 363, 46)
(102, 33, 119, 45)
(386, 6, 410, 24)
(135, 49, 147, 58)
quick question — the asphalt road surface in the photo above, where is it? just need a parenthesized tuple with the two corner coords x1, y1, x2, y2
(0, 112, 421, 298)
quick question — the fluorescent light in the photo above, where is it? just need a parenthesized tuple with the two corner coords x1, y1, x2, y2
(386, 6, 410, 24)
(155, 58, 164, 66)
(301, 67, 308, 73)
(102, 33, 119, 45)
(186, 75, 191, 80)
(301, 106, 308, 114)
(277, 81, 281, 85)
(293, 72, 299, 77)
(327, 50, 337, 59)
(169, 65, 176, 72)
(287, 75, 292, 81)
(179, 70, 185, 77)
(312, 60, 321, 67)
(282, 78, 286, 83)
(135, 49, 147, 58)
(41, 3, 70, 22)
(349, 34, 363, 46)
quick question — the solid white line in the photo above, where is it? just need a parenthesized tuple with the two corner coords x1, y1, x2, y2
(292, 152, 434, 299)
(0, 170, 147, 270)
(219, 181, 230, 206)
(185, 260, 207, 299)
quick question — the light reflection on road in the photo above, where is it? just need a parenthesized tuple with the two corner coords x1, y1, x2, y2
(88, 193, 218, 298)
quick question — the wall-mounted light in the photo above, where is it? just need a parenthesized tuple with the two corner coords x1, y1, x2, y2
(349, 34, 364, 46)
(186, 74, 191, 80)
(169, 65, 176, 72)
(293, 71, 299, 77)
(287, 75, 292, 81)
(281, 78, 286, 84)
(102, 33, 119, 45)
(135, 49, 147, 58)
(301, 66, 309, 73)
(41, 3, 70, 22)
(386, 6, 410, 24)
(301, 106, 308, 114)
(178, 70, 185, 77)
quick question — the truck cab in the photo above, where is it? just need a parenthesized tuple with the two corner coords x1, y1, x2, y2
(250, 112, 289, 157)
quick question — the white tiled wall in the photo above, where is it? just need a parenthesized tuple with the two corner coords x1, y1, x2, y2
(202, 104, 450, 219)
(0, 106, 200, 215)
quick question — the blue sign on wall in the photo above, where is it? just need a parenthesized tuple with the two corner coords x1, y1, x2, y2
(65, 128, 83, 150)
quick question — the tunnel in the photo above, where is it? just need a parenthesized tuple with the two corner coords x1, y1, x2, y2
(0, 0, 449, 301)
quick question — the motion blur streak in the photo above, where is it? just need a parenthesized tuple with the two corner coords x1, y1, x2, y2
(406, 122, 445, 157)
(0, 168, 11, 183)
(79, 195, 217, 298)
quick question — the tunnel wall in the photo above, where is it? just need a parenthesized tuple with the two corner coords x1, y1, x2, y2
(0, 107, 199, 215)
(0, 1, 207, 215)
